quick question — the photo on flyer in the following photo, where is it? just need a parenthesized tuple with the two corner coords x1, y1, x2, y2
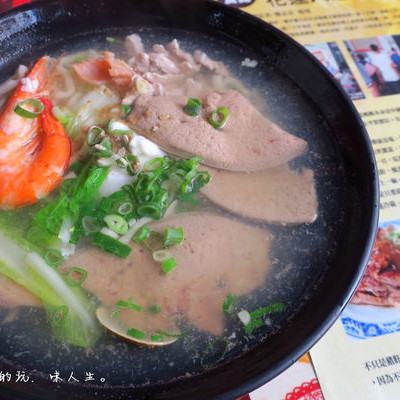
(345, 35, 400, 98)
(304, 41, 365, 101)
(341, 219, 400, 341)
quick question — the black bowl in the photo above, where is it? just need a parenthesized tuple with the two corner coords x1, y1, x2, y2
(0, 0, 379, 399)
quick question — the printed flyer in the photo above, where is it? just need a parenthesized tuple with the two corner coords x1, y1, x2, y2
(0, 1, 400, 399)
(215, 0, 400, 399)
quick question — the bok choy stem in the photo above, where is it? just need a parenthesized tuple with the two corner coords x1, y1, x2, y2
(0, 231, 100, 347)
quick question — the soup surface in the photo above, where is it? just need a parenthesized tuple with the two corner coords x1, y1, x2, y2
(0, 27, 343, 387)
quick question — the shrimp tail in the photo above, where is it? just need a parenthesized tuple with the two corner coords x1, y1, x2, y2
(0, 97, 71, 209)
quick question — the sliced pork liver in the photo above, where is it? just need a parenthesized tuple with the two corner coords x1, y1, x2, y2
(0, 275, 40, 307)
(128, 90, 306, 171)
(201, 164, 318, 224)
(61, 212, 271, 336)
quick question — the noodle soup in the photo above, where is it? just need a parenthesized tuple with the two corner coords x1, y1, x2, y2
(0, 29, 342, 387)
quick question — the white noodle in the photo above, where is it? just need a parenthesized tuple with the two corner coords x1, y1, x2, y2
(53, 65, 76, 100)
(66, 92, 84, 110)
(0, 65, 28, 111)
(59, 50, 100, 67)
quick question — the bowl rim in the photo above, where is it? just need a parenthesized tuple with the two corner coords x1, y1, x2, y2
(0, 0, 379, 398)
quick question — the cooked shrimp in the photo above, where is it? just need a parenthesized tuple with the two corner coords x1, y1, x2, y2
(0, 57, 71, 209)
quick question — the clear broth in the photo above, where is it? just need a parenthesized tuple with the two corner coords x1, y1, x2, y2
(0, 27, 344, 387)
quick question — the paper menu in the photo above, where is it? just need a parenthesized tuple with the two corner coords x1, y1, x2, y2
(0, 0, 400, 398)
(310, 323, 400, 400)
(217, 0, 400, 399)
(249, 354, 323, 400)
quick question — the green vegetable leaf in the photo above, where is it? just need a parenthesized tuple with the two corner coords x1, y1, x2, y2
(0, 231, 100, 347)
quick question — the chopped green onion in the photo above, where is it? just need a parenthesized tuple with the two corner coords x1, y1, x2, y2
(101, 137, 113, 151)
(110, 190, 127, 199)
(66, 267, 88, 287)
(75, 56, 86, 62)
(69, 219, 84, 245)
(183, 168, 197, 182)
(186, 156, 203, 169)
(125, 154, 138, 176)
(196, 171, 211, 185)
(244, 318, 264, 334)
(106, 36, 123, 43)
(222, 294, 238, 314)
(179, 171, 211, 195)
(238, 303, 285, 335)
(143, 231, 164, 251)
(163, 227, 184, 247)
(93, 137, 113, 157)
(237, 310, 251, 326)
(210, 106, 229, 129)
(44, 249, 64, 268)
(110, 128, 135, 136)
(86, 126, 105, 147)
(160, 257, 178, 274)
(116, 297, 142, 312)
(151, 335, 163, 341)
(117, 202, 133, 215)
(200, 338, 229, 368)
(52, 106, 74, 124)
(116, 157, 128, 169)
(144, 158, 167, 171)
(82, 215, 101, 233)
(154, 329, 189, 338)
(137, 203, 162, 219)
(99, 197, 115, 214)
(92, 232, 132, 258)
(153, 249, 172, 263)
(135, 175, 157, 195)
(122, 105, 132, 116)
(126, 328, 146, 340)
(183, 97, 202, 116)
(148, 304, 161, 314)
(104, 214, 129, 235)
(51, 305, 69, 328)
(179, 180, 193, 195)
(107, 117, 116, 133)
(125, 154, 138, 167)
(133, 225, 150, 243)
(153, 190, 169, 209)
(108, 117, 134, 135)
(249, 302, 285, 319)
(14, 98, 44, 118)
